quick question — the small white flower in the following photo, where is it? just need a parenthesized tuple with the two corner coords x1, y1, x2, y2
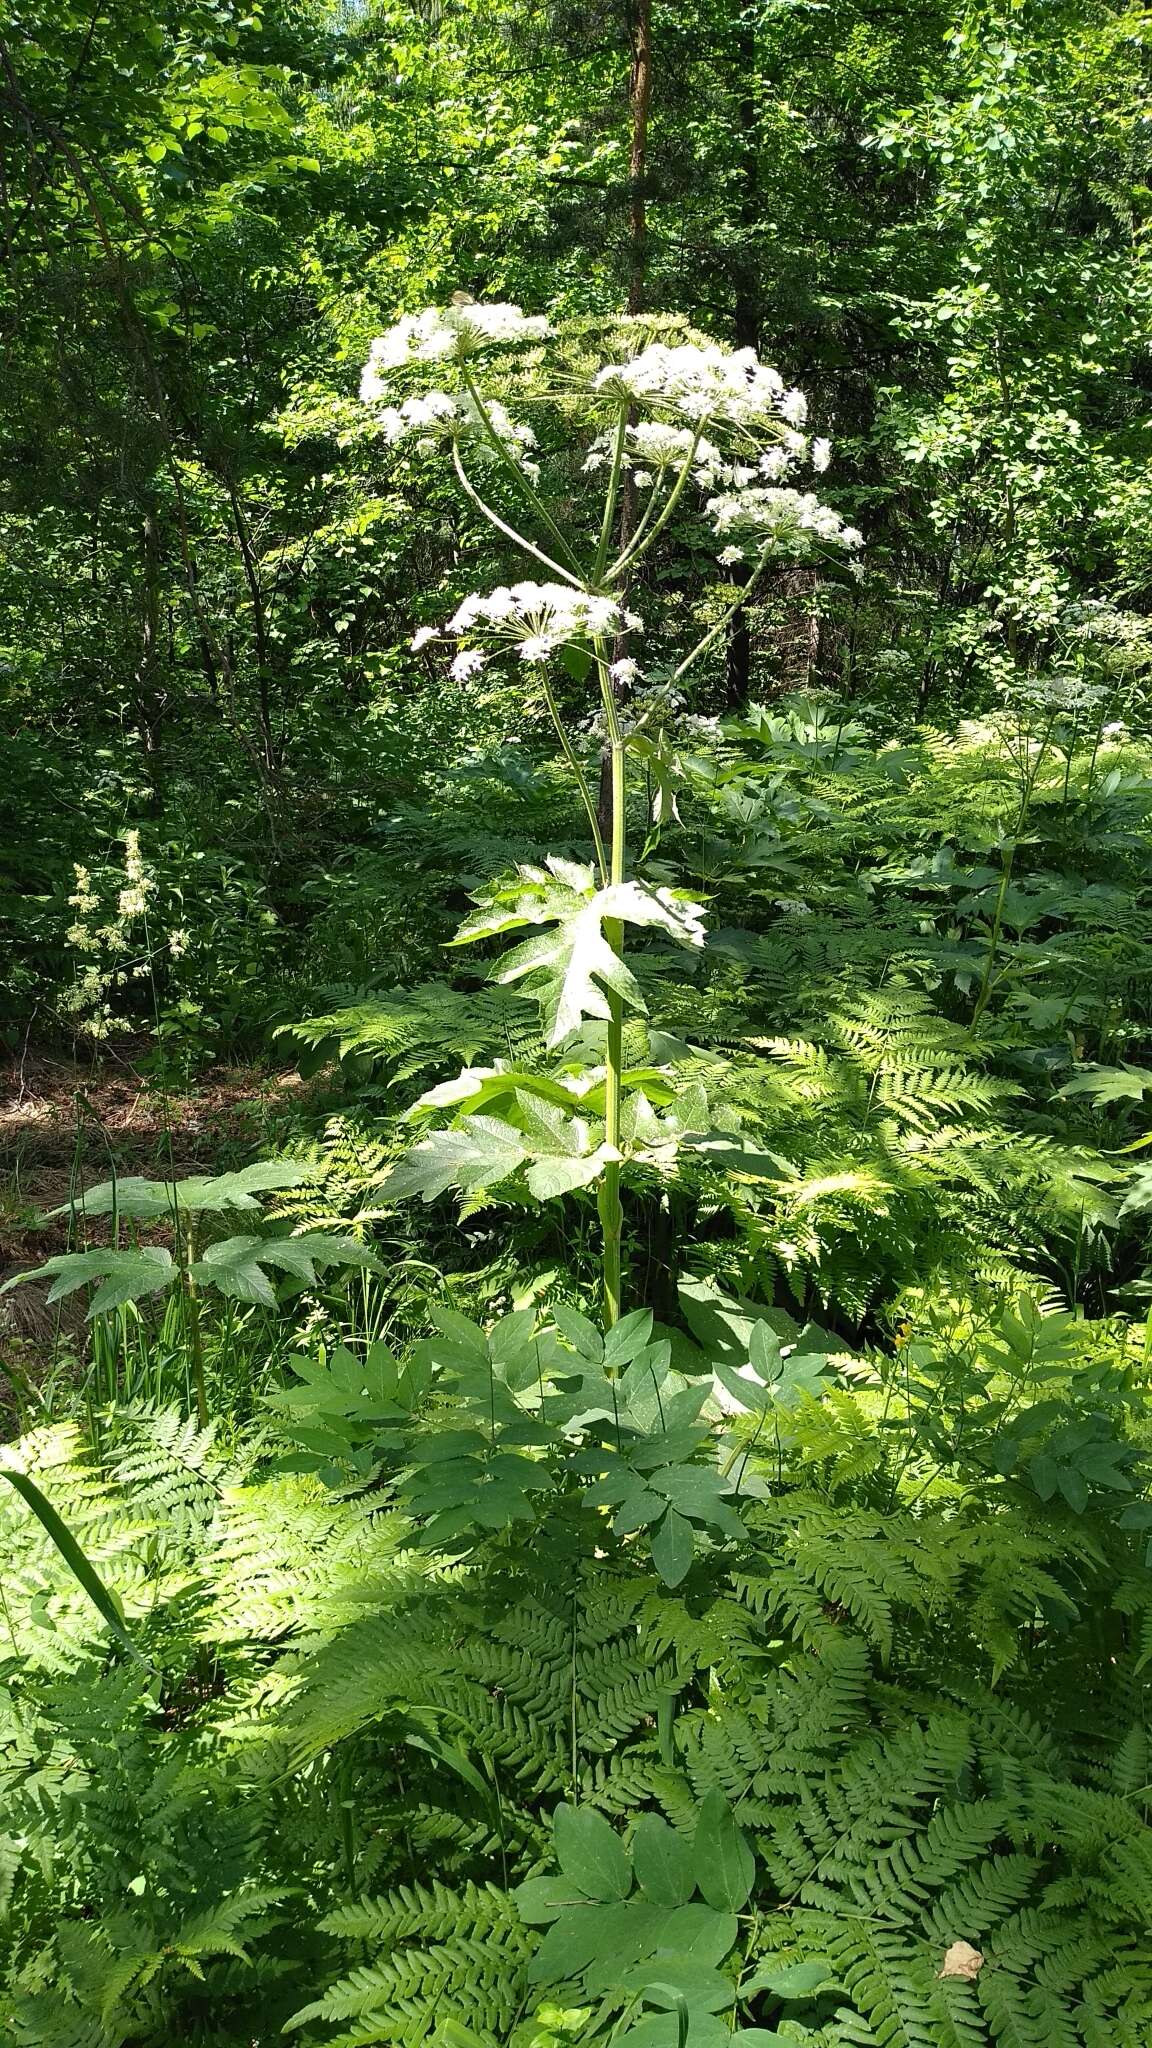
(168, 928, 189, 958)
(518, 635, 556, 663)
(623, 609, 645, 634)
(633, 469, 654, 488)
(811, 437, 832, 472)
(778, 388, 808, 427)
(610, 657, 640, 684)
(450, 649, 488, 681)
(718, 545, 745, 567)
(411, 626, 438, 651)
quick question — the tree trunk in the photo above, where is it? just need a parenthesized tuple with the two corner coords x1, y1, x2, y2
(133, 502, 166, 771)
(625, 0, 653, 315)
(725, 9, 761, 708)
(598, 0, 654, 842)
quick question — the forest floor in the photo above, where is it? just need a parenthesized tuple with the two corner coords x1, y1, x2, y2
(0, 1048, 313, 1406)
(0, 1049, 307, 1258)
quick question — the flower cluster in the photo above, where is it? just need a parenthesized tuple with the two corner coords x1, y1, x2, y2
(60, 831, 191, 1040)
(360, 302, 550, 382)
(358, 306, 863, 664)
(593, 340, 806, 430)
(1015, 675, 1110, 719)
(1063, 600, 1152, 659)
(365, 387, 540, 478)
(583, 420, 722, 479)
(416, 581, 643, 673)
(706, 485, 863, 558)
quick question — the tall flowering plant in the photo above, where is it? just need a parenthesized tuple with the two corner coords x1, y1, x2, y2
(360, 304, 861, 1324)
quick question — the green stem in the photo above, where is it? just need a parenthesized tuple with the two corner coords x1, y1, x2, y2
(605, 422, 705, 583)
(672, 547, 772, 682)
(460, 366, 585, 577)
(539, 663, 608, 880)
(593, 407, 631, 584)
(972, 731, 1049, 1025)
(970, 844, 1015, 1026)
(451, 444, 582, 587)
(594, 641, 628, 1326)
(182, 1214, 208, 1429)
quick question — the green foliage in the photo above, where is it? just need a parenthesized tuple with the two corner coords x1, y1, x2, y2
(2, 1163, 380, 1322)
(6, 1, 1152, 2044)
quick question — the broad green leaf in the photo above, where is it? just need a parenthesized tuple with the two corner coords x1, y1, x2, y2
(553, 1802, 631, 1902)
(458, 863, 706, 1048)
(712, 1357, 773, 1417)
(678, 1279, 799, 1363)
(651, 1506, 694, 1586)
(662, 1904, 738, 1963)
(495, 899, 645, 1046)
(1057, 1064, 1152, 1105)
(632, 1815, 695, 1907)
(382, 1117, 528, 1201)
(43, 1160, 309, 1221)
(195, 1231, 375, 1306)
(513, 1877, 587, 1924)
(527, 1902, 623, 1983)
(1, 1248, 174, 1318)
(692, 1792, 754, 1912)
(746, 1959, 834, 2000)
(526, 1145, 617, 1200)
(604, 1309, 655, 1368)
(650, 1465, 744, 1536)
(620, 1961, 735, 2011)
(616, 2017, 729, 2048)
(552, 1302, 603, 1363)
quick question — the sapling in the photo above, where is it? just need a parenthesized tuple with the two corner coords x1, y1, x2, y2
(361, 304, 860, 1323)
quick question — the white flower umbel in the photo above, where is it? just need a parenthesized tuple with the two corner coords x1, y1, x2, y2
(445, 581, 630, 665)
(365, 387, 540, 479)
(362, 302, 551, 378)
(707, 485, 862, 556)
(592, 341, 791, 427)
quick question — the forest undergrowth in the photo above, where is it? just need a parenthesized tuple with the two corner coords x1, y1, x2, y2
(5, 1, 1152, 2044)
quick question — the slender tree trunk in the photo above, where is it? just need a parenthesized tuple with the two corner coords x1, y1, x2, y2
(625, 0, 653, 316)
(598, 0, 653, 842)
(725, 9, 760, 708)
(134, 502, 165, 766)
